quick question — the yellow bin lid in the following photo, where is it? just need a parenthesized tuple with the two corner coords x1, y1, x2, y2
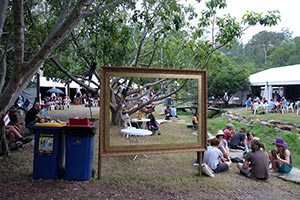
(34, 122, 66, 127)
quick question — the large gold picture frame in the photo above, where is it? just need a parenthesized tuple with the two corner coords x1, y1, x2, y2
(99, 67, 207, 177)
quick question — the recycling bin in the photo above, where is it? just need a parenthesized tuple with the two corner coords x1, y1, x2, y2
(32, 122, 66, 179)
(64, 118, 95, 181)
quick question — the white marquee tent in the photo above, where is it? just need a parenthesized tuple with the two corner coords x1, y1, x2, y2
(249, 64, 300, 102)
(40, 75, 99, 89)
(39, 76, 80, 88)
(249, 64, 300, 86)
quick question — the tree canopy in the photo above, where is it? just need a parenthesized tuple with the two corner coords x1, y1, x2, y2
(0, 0, 282, 155)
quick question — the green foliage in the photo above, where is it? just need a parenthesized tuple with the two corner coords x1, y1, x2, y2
(208, 65, 250, 99)
(269, 36, 300, 67)
(242, 10, 280, 27)
(216, 14, 243, 43)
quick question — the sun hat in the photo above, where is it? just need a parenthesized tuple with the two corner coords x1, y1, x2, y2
(273, 137, 288, 147)
(216, 130, 224, 137)
(207, 133, 215, 141)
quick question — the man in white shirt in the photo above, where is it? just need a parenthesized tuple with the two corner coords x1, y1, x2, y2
(203, 138, 232, 173)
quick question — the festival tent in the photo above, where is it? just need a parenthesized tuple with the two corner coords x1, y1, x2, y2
(249, 64, 300, 86)
(39, 76, 80, 88)
(249, 64, 300, 102)
(39, 75, 99, 89)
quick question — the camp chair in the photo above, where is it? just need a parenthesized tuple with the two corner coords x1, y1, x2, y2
(295, 101, 300, 115)
(286, 102, 294, 113)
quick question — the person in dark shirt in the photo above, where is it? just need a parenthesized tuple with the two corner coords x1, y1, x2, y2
(229, 127, 248, 152)
(25, 101, 48, 128)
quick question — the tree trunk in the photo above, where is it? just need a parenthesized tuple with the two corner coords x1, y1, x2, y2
(0, 121, 9, 156)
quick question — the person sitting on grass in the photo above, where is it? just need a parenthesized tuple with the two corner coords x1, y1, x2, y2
(147, 113, 160, 135)
(192, 113, 198, 129)
(5, 110, 32, 149)
(39, 103, 50, 119)
(223, 123, 234, 141)
(215, 130, 230, 160)
(237, 139, 269, 181)
(229, 127, 248, 152)
(203, 138, 231, 173)
(269, 137, 293, 174)
(164, 105, 172, 120)
(245, 132, 256, 153)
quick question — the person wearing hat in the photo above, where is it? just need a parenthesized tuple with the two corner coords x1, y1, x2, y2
(216, 130, 230, 159)
(223, 123, 234, 141)
(269, 137, 293, 173)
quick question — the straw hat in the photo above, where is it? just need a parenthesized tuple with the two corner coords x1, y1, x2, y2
(216, 130, 225, 137)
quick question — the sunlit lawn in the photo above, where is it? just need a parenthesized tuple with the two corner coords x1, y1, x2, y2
(231, 108, 300, 124)
(208, 107, 300, 168)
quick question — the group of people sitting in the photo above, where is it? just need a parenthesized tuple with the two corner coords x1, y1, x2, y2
(5, 99, 67, 151)
(43, 95, 71, 110)
(120, 105, 160, 135)
(200, 123, 293, 181)
(5, 108, 32, 150)
(246, 96, 291, 114)
(163, 105, 178, 120)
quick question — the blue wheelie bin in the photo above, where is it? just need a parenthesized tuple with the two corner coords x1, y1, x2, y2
(31, 122, 66, 179)
(64, 118, 95, 181)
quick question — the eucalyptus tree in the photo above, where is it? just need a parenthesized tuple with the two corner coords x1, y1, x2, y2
(0, 0, 129, 155)
(209, 65, 250, 103)
(47, 0, 199, 125)
(0, 0, 281, 155)
(269, 36, 300, 67)
(29, 1, 281, 121)
(244, 30, 288, 66)
(188, 0, 280, 101)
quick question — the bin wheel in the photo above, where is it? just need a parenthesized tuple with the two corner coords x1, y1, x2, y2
(92, 168, 96, 178)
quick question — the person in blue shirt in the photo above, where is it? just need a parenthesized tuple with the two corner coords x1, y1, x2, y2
(39, 103, 50, 118)
(245, 97, 252, 109)
(170, 106, 178, 118)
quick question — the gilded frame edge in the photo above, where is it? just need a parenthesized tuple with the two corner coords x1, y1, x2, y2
(99, 66, 207, 157)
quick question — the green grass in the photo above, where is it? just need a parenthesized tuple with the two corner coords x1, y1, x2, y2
(233, 108, 300, 124)
(208, 108, 300, 168)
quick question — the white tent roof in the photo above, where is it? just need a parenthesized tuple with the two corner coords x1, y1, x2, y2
(40, 76, 80, 88)
(249, 64, 300, 86)
(40, 75, 99, 89)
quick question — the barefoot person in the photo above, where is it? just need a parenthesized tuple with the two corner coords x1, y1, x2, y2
(269, 137, 293, 173)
